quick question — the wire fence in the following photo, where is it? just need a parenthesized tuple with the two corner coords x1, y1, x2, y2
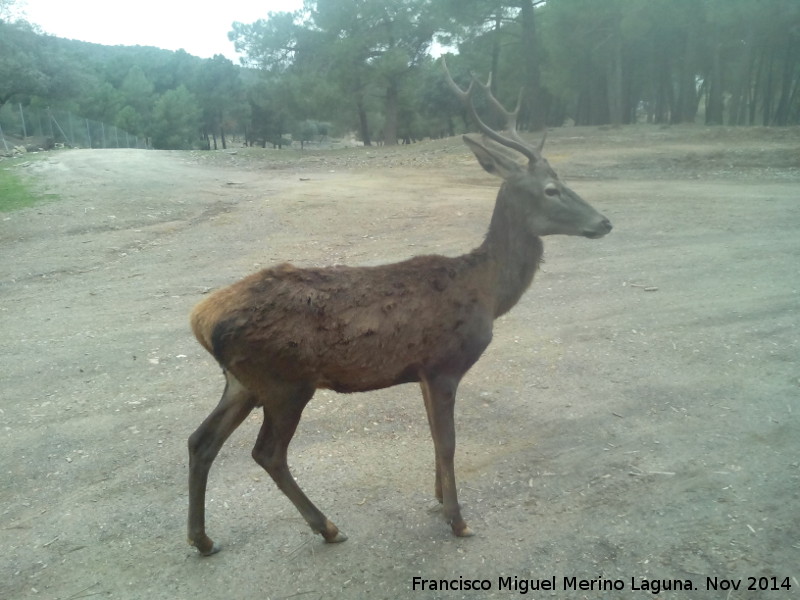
(0, 103, 149, 155)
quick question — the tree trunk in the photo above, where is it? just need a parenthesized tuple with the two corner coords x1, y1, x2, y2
(384, 80, 399, 146)
(730, 21, 755, 125)
(749, 52, 764, 125)
(654, 57, 673, 124)
(773, 39, 797, 125)
(762, 51, 775, 126)
(706, 29, 724, 125)
(519, 0, 545, 131)
(607, 31, 623, 127)
(357, 98, 371, 146)
(674, 21, 700, 124)
(490, 11, 502, 96)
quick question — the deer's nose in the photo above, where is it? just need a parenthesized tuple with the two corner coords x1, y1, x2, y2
(583, 217, 613, 239)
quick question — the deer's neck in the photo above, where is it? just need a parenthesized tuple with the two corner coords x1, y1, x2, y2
(480, 189, 543, 318)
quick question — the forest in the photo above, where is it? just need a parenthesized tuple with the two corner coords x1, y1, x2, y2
(1, 0, 798, 150)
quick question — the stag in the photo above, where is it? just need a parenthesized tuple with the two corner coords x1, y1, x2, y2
(186, 60, 612, 555)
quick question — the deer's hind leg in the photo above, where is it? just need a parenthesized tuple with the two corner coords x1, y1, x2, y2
(251, 380, 347, 543)
(188, 371, 257, 555)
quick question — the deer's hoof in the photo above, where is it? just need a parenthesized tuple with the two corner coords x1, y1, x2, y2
(321, 519, 348, 543)
(199, 542, 222, 556)
(452, 523, 475, 538)
(190, 536, 221, 556)
(325, 530, 348, 543)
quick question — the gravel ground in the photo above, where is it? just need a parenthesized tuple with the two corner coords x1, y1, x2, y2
(1, 125, 798, 599)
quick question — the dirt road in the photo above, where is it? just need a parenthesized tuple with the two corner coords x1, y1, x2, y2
(1, 127, 798, 599)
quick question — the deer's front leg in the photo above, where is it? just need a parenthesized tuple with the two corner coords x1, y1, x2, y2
(420, 374, 473, 537)
(420, 379, 443, 503)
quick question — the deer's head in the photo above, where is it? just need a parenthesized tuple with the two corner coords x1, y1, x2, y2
(443, 59, 612, 240)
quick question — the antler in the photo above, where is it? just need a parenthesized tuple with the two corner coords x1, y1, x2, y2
(442, 57, 540, 162)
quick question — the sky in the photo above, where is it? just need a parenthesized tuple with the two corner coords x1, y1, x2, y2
(16, 0, 304, 60)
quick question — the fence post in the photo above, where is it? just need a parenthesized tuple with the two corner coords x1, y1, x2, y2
(18, 103, 28, 138)
(0, 122, 10, 153)
(68, 113, 75, 146)
(47, 110, 55, 140)
(48, 109, 70, 146)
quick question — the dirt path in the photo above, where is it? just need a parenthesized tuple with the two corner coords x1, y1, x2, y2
(1, 127, 798, 599)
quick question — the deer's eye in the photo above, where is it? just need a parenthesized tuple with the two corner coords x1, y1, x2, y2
(544, 184, 560, 197)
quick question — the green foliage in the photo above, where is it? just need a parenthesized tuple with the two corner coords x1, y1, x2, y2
(0, 21, 249, 149)
(230, 0, 441, 145)
(151, 86, 202, 149)
(230, 11, 303, 72)
(2, 0, 799, 158)
(149, 0, 800, 132)
(115, 105, 145, 137)
(0, 166, 33, 211)
(537, 0, 800, 126)
(0, 162, 56, 212)
(0, 20, 57, 105)
(192, 55, 243, 148)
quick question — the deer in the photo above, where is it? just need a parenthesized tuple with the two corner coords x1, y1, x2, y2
(186, 59, 612, 556)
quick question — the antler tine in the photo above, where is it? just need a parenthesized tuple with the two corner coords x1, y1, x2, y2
(441, 56, 476, 106)
(471, 74, 540, 159)
(537, 129, 547, 153)
(472, 73, 520, 133)
(442, 58, 536, 162)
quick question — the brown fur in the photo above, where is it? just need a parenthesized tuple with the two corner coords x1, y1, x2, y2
(191, 247, 511, 394)
(186, 78, 611, 555)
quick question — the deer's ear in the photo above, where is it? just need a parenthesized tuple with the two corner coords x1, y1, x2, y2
(462, 135, 522, 179)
